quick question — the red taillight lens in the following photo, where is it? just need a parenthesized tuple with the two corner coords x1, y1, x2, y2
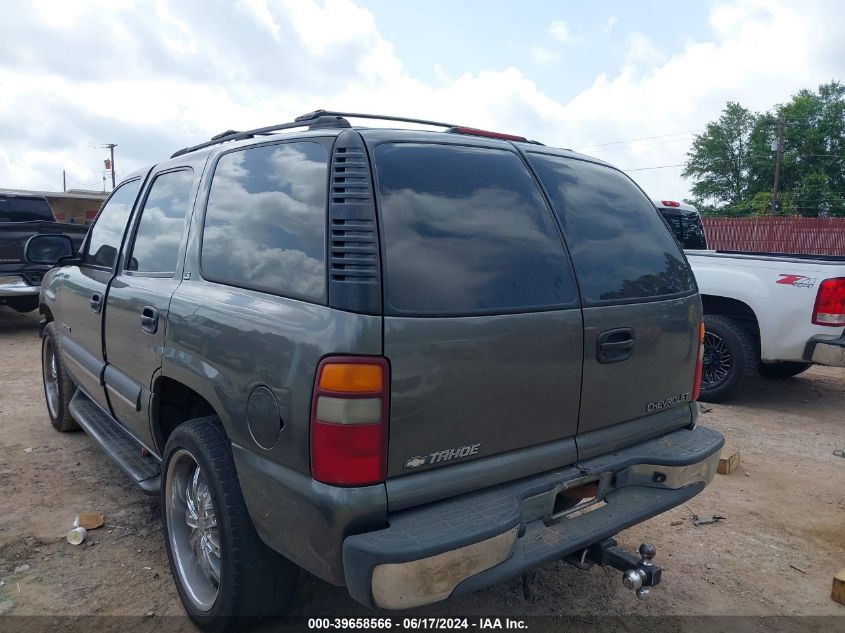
(661, 200, 681, 207)
(310, 356, 389, 486)
(812, 278, 845, 326)
(692, 321, 705, 401)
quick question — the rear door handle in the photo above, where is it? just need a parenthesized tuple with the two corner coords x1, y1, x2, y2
(597, 328, 634, 364)
(89, 293, 102, 313)
(141, 306, 159, 334)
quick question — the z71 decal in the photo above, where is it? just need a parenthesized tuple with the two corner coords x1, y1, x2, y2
(776, 274, 816, 288)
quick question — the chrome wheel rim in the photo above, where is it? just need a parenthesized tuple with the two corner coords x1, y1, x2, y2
(165, 449, 221, 611)
(702, 331, 732, 389)
(42, 336, 60, 419)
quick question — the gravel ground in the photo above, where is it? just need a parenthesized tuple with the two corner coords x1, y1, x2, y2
(1, 306, 843, 626)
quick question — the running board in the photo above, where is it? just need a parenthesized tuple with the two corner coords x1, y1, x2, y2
(69, 390, 161, 494)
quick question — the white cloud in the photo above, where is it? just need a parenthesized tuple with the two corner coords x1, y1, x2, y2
(0, 0, 843, 205)
(548, 20, 573, 43)
(604, 15, 618, 35)
(530, 46, 559, 65)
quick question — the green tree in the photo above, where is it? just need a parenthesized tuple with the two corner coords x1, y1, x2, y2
(682, 102, 756, 214)
(684, 81, 845, 217)
(774, 82, 845, 216)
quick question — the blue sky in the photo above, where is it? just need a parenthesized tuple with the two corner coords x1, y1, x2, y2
(0, 0, 842, 200)
(358, 0, 713, 104)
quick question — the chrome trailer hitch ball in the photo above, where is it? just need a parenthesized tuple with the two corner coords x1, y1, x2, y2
(564, 541, 662, 599)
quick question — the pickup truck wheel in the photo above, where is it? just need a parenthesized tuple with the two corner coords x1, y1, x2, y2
(699, 315, 756, 403)
(42, 322, 79, 432)
(162, 416, 299, 632)
(758, 361, 812, 379)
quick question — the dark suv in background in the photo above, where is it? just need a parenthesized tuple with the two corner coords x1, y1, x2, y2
(28, 111, 723, 631)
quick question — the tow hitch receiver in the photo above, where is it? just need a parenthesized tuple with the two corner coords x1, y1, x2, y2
(564, 539, 661, 599)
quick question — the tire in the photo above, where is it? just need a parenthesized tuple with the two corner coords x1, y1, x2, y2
(161, 416, 299, 632)
(759, 361, 812, 379)
(698, 315, 757, 403)
(41, 322, 79, 432)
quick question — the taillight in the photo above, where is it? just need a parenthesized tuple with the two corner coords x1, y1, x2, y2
(310, 356, 389, 486)
(661, 200, 681, 207)
(812, 278, 845, 326)
(692, 321, 705, 401)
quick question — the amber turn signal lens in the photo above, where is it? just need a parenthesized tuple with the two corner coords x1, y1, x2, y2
(318, 363, 383, 393)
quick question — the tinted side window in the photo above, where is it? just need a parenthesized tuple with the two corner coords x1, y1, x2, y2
(527, 154, 695, 303)
(202, 142, 328, 302)
(374, 143, 577, 315)
(84, 180, 142, 268)
(127, 170, 193, 273)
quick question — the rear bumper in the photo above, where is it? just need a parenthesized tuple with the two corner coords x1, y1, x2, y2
(0, 275, 39, 297)
(803, 334, 845, 367)
(343, 425, 723, 609)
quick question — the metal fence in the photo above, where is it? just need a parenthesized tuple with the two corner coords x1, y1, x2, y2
(702, 217, 845, 255)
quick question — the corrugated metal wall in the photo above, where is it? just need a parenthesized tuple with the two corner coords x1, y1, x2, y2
(702, 218, 845, 255)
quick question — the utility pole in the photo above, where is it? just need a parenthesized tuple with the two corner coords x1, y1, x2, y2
(62, 169, 66, 192)
(771, 117, 784, 214)
(105, 143, 117, 190)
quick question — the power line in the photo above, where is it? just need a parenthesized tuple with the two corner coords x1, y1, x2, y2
(586, 137, 701, 154)
(576, 130, 700, 151)
(623, 163, 686, 172)
(65, 175, 102, 188)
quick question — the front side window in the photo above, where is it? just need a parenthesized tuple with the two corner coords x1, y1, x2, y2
(126, 169, 194, 274)
(374, 143, 577, 315)
(84, 179, 142, 268)
(528, 153, 695, 304)
(201, 141, 328, 302)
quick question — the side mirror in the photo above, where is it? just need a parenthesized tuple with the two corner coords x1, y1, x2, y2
(25, 234, 75, 265)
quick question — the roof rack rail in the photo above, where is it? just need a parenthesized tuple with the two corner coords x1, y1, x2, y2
(294, 109, 461, 128)
(170, 109, 538, 158)
(295, 111, 540, 144)
(170, 114, 351, 158)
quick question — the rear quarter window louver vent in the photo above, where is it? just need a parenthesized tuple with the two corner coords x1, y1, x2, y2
(330, 218, 378, 284)
(327, 130, 382, 314)
(331, 146, 371, 205)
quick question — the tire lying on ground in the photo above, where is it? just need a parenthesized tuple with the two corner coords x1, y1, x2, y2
(698, 314, 757, 403)
(758, 361, 812, 379)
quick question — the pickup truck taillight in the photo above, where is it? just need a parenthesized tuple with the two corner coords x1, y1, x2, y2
(692, 321, 705, 401)
(812, 278, 845, 326)
(310, 356, 389, 486)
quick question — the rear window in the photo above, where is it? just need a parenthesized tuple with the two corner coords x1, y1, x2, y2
(0, 197, 54, 222)
(660, 211, 707, 250)
(374, 143, 577, 315)
(527, 153, 695, 304)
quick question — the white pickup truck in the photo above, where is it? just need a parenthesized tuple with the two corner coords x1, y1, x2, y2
(655, 200, 845, 402)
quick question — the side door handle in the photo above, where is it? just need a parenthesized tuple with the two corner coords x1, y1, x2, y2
(597, 328, 635, 364)
(90, 293, 102, 313)
(141, 306, 159, 334)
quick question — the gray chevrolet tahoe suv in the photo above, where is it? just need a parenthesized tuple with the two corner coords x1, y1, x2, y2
(28, 111, 723, 630)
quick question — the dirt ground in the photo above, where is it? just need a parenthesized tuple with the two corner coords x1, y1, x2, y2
(1, 306, 844, 624)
